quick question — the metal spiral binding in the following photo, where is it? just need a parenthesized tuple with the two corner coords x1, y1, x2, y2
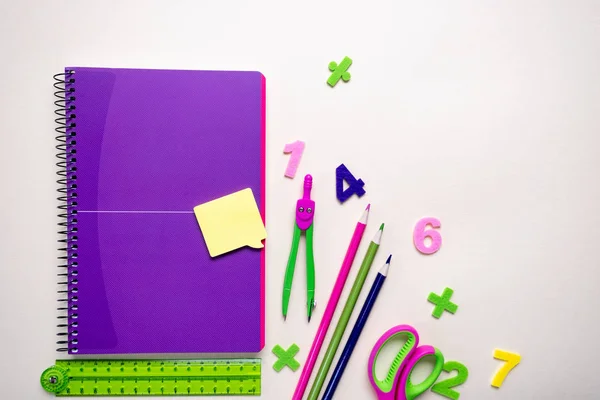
(54, 70, 79, 353)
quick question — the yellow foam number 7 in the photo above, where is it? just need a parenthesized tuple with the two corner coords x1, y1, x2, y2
(431, 361, 468, 400)
(491, 349, 521, 388)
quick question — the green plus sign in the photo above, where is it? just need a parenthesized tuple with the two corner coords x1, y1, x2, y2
(272, 344, 300, 372)
(428, 287, 458, 319)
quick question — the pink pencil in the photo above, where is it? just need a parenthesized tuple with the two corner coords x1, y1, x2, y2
(292, 204, 370, 400)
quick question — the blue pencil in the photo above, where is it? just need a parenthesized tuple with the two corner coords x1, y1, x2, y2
(322, 255, 392, 400)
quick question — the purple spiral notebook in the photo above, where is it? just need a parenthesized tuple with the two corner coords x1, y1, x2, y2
(56, 67, 266, 354)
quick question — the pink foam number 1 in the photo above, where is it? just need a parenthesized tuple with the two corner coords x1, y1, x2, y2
(414, 217, 442, 254)
(284, 140, 305, 178)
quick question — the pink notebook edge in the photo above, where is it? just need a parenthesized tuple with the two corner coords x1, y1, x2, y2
(260, 74, 266, 350)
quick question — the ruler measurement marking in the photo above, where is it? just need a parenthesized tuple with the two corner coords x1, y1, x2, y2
(44, 359, 261, 396)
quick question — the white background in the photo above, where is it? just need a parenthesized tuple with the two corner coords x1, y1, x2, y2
(1, 0, 599, 399)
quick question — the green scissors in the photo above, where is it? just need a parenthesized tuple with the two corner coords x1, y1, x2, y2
(369, 325, 445, 400)
(282, 174, 316, 322)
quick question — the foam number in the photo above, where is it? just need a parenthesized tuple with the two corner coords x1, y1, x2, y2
(431, 361, 469, 400)
(283, 140, 305, 178)
(413, 217, 442, 254)
(491, 349, 520, 388)
(336, 164, 366, 203)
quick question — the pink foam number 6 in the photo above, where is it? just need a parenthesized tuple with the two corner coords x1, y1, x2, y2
(283, 140, 305, 178)
(413, 217, 442, 254)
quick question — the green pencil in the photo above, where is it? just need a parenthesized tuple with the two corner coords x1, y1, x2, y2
(306, 223, 384, 400)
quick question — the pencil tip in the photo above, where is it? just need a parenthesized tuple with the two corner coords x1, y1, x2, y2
(308, 316, 311, 323)
(283, 315, 286, 321)
(366, 203, 371, 211)
(380, 255, 392, 276)
(379, 223, 385, 231)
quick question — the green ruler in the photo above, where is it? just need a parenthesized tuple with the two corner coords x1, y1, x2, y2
(41, 359, 261, 396)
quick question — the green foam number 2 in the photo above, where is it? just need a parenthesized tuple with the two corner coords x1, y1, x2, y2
(431, 361, 469, 400)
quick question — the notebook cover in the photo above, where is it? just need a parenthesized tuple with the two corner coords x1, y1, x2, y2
(64, 67, 266, 354)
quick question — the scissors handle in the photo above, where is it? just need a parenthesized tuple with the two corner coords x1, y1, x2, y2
(368, 325, 420, 400)
(368, 325, 445, 400)
(399, 345, 445, 400)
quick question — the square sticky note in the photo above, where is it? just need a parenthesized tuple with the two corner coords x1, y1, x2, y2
(194, 188, 266, 257)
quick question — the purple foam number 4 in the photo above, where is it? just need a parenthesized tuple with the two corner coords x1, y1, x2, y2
(336, 164, 366, 203)
(284, 140, 305, 178)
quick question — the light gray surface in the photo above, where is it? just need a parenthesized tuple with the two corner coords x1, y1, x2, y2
(1, 1, 600, 399)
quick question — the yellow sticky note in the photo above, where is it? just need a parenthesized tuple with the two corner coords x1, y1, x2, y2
(194, 188, 266, 257)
